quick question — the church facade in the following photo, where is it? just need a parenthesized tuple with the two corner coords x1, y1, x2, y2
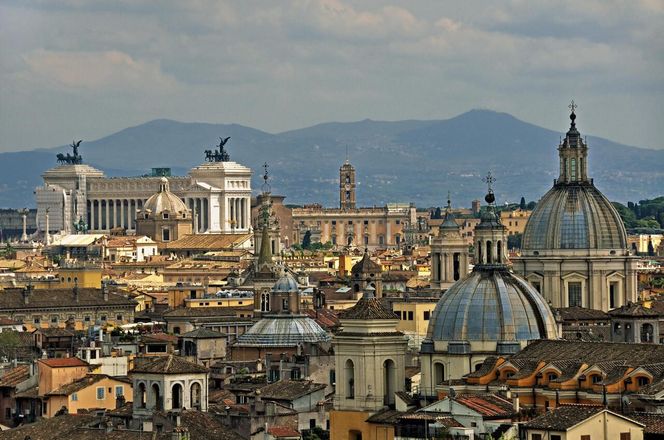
(35, 141, 252, 237)
(512, 106, 638, 311)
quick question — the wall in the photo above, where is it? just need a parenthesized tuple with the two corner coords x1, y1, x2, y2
(37, 363, 88, 396)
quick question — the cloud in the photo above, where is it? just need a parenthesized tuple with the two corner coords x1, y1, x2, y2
(21, 49, 178, 91)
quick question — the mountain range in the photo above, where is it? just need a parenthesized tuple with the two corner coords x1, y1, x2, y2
(1, 110, 662, 209)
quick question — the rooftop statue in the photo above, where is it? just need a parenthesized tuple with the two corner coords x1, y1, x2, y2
(56, 140, 83, 165)
(205, 136, 231, 162)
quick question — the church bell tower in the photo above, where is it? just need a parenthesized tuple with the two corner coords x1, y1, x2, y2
(339, 160, 356, 210)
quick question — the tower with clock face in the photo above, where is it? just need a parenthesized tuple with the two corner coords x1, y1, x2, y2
(339, 160, 356, 210)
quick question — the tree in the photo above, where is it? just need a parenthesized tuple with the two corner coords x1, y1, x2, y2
(520, 197, 526, 210)
(526, 201, 537, 210)
(434, 207, 442, 219)
(302, 231, 312, 249)
(507, 233, 522, 249)
(0, 331, 21, 361)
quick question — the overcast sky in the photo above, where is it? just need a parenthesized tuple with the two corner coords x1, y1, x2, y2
(1, 0, 663, 152)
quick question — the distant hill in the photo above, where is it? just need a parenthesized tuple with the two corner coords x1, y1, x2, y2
(1, 110, 662, 208)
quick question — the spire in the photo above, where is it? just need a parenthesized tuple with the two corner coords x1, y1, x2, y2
(257, 163, 273, 267)
(478, 171, 501, 227)
(439, 192, 459, 230)
(557, 101, 589, 184)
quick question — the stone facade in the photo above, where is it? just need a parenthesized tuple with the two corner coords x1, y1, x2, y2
(35, 159, 251, 236)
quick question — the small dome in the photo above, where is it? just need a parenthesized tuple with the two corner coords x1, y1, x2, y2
(236, 315, 331, 346)
(522, 184, 627, 250)
(272, 273, 299, 293)
(351, 251, 381, 275)
(142, 178, 189, 216)
(427, 268, 557, 342)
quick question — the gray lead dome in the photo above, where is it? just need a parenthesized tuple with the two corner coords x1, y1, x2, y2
(427, 268, 558, 342)
(522, 183, 627, 250)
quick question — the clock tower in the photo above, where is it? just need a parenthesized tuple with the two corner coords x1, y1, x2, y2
(339, 160, 356, 210)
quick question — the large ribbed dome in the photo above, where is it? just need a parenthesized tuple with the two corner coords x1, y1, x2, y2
(427, 268, 558, 342)
(522, 183, 627, 251)
(142, 177, 189, 217)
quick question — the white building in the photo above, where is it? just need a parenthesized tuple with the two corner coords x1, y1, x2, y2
(35, 146, 252, 237)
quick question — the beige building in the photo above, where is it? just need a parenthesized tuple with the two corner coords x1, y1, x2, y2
(330, 291, 408, 440)
(524, 405, 644, 440)
(500, 208, 531, 236)
(291, 160, 415, 249)
(512, 108, 638, 311)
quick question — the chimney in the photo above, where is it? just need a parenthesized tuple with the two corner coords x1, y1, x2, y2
(513, 394, 520, 413)
(23, 284, 32, 305)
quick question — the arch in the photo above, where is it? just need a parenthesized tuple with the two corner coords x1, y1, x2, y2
(496, 240, 502, 263)
(190, 382, 202, 409)
(347, 235, 353, 246)
(172, 383, 183, 409)
(150, 383, 162, 410)
(486, 240, 493, 264)
(433, 362, 445, 385)
(137, 382, 146, 408)
(477, 240, 483, 264)
(453, 253, 460, 281)
(641, 323, 655, 343)
(345, 359, 355, 399)
(383, 359, 396, 406)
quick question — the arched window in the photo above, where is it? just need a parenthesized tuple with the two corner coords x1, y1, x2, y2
(453, 253, 460, 281)
(150, 383, 162, 410)
(345, 359, 355, 399)
(347, 235, 353, 246)
(190, 382, 202, 409)
(384, 359, 396, 406)
(547, 373, 558, 383)
(496, 240, 502, 263)
(486, 240, 493, 264)
(434, 362, 445, 385)
(478, 241, 483, 263)
(172, 383, 183, 409)
(137, 382, 146, 408)
(641, 323, 654, 343)
(570, 158, 577, 180)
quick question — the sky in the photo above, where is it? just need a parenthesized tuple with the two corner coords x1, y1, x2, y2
(1, 0, 663, 152)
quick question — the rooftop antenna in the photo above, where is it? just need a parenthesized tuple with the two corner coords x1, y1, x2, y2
(345, 145, 349, 163)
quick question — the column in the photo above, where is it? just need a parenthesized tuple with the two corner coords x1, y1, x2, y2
(105, 200, 110, 230)
(386, 220, 391, 246)
(90, 201, 95, 231)
(120, 200, 125, 229)
(97, 200, 103, 231)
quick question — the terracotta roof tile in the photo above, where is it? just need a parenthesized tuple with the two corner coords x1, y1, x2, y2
(524, 405, 608, 430)
(132, 355, 208, 374)
(338, 297, 397, 320)
(39, 358, 88, 368)
(267, 426, 300, 437)
(0, 364, 30, 387)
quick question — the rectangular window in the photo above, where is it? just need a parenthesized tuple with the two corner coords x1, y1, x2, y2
(72, 393, 78, 401)
(610, 282, 618, 309)
(96, 387, 105, 400)
(408, 311, 414, 321)
(115, 386, 124, 397)
(423, 311, 430, 320)
(620, 433, 630, 440)
(33, 318, 40, 324)
(5, 408, 10, 419)
(50, 316, 58, 323)
(532, 281, 541, 293)
(531, 434, 542, 440)
(551, 435, 561, 440)
(310, 419, 316, 429)
(568, 282, 582, 307)
(84, 316, 91, 322)
(581, 435, 591, 440)
(101, 315, 107, 321)
(116, 315, 123, 321)
(162, 228, 170, 241)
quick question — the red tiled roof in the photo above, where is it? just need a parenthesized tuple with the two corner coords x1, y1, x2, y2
(454, 394, 514, 417)
(0, 365, 30, 388)
(38, 358, 88, 368)
(268, 426, 300, 437)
